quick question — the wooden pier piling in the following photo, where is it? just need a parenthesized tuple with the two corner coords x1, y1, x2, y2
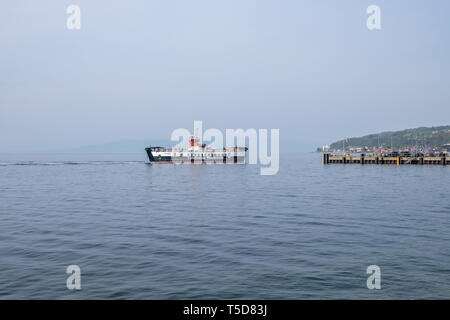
(323, 154, 449, 166)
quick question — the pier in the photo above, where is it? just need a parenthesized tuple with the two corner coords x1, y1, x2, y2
(322, 153, 449, 165)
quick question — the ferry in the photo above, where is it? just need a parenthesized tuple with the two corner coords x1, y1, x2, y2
(145, 135, 248, 164)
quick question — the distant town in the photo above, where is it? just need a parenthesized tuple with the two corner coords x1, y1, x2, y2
(320, 125, 450, 156)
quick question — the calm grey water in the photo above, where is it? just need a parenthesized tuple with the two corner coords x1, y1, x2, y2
(0, 152, 449, 299)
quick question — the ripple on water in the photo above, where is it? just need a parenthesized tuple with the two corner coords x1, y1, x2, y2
(0, 153, 449, 299)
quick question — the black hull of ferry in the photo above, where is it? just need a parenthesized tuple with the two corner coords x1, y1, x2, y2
(145, 148, 172, 163)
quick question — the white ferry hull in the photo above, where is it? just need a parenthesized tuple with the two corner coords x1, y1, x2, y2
(145, 147, 247, 164)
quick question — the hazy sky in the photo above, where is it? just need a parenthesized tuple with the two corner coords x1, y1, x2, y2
(1, 0, 449, 152)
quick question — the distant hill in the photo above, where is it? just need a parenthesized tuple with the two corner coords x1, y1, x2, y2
(330, 126, 450, 150)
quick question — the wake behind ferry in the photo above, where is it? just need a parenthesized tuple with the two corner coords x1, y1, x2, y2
(145, 135, 248, 164)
